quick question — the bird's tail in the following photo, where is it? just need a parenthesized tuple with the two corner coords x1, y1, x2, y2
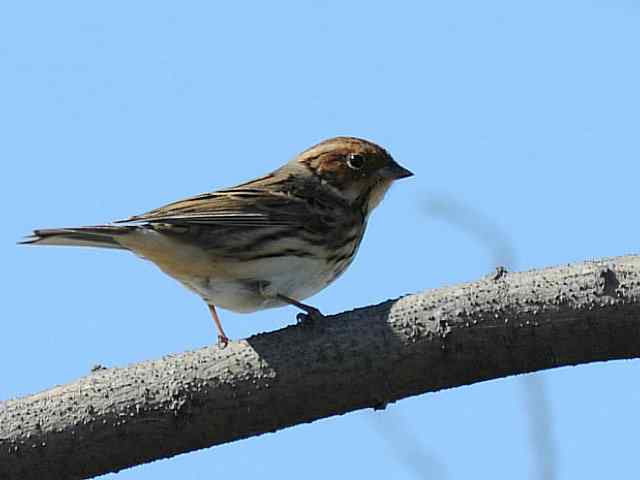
(19, 225, 137, 250)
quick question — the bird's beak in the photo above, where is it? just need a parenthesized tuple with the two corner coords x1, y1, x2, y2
(379, 160, 414, 180)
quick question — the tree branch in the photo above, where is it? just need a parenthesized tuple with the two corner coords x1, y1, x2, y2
(2, 255, 640, 479)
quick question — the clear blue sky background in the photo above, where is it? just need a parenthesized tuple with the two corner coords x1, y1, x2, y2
(2, 1, 639, 479)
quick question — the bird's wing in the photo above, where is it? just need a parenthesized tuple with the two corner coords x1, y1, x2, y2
(114, 163, 348, 230)
(117, 187, 315, 227)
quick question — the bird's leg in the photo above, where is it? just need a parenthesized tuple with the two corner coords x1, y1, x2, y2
(276, 294, 325, 325)
(257, 282, 324, 325)
(207, 304, 229, 348)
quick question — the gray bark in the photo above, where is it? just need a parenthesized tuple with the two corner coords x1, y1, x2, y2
(2, 255, 640, 480)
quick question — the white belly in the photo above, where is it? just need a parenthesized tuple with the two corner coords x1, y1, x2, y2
(177, 254, 341, 313)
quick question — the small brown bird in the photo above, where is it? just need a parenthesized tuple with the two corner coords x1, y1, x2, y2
(21, 137, 413, 346)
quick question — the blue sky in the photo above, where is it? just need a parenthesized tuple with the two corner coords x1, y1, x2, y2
(2, 1, 639, 478)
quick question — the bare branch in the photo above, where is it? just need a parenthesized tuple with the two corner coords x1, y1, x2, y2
(2, 255, 640, 480)
(425, 193, 557, 480)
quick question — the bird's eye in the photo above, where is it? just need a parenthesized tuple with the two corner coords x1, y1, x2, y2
(347, 153, 365, 170)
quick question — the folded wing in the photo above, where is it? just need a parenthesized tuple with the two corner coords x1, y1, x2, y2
(116, 186, 327, 229)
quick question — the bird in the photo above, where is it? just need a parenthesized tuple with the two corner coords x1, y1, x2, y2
(21, 137, 413, 347)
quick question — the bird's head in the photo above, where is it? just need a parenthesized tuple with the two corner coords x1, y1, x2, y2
(294, 136, 413, 214)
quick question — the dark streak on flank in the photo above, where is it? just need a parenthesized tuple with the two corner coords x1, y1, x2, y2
(327, 255, 355, 282)
(334, 232, 360, 251)
(325, 251, 353, 264)
(224, 228, 297, 254)
(243, 249, 314, 261)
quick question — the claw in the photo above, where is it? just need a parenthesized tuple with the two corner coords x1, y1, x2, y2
(275, 294, 325, 327)
(296, 312, 313, 325)
(296, 308, 324, 326)
(217, 334, 229, 349)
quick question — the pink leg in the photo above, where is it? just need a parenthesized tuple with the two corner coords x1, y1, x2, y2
(208, 304, 229, 348)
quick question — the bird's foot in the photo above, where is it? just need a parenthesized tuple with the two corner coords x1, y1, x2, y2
(274, 293, 324, 327)
(296, 306, 324, 326)
(217, 334, 229, 349)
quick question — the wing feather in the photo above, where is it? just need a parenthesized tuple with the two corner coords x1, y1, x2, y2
(116, 165, 351, 232)
(117, 186, 317, 228)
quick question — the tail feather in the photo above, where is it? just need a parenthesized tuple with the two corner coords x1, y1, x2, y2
(19, 225, 136, 250)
